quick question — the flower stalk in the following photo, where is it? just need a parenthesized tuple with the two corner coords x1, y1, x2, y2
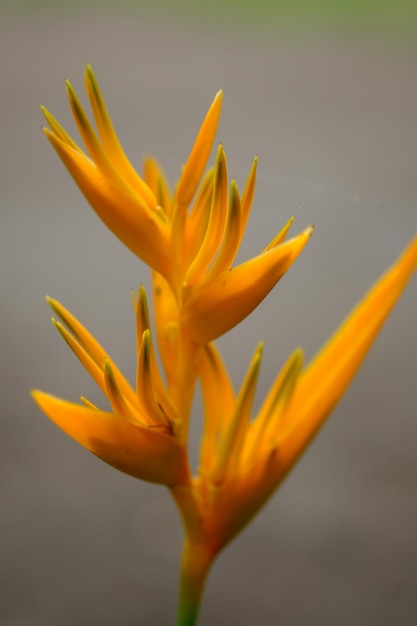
(176, 540, 214, 626)
(33, 65, 417, 624)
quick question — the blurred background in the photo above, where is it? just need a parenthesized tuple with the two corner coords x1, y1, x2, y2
(1, 1, 416, 625)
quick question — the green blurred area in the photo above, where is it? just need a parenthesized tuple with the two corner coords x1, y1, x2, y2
(5, 0, 417, 36)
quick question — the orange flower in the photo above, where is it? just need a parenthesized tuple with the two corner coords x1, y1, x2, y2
(34, 66, 417, 626)
(41, 66, 311, 346)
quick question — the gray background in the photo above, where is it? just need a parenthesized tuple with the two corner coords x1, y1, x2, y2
(1, 5, 417, 625)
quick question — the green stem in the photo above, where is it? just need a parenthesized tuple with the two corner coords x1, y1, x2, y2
(176, 539, 214, 626)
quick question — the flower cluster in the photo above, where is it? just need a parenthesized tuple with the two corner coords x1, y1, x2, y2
(33, 66, 417, 626)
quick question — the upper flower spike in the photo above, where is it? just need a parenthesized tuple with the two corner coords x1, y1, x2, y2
(42, 67, 311, 339)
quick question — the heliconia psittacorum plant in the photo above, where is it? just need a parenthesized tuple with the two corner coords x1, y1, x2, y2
(33, 66, 417, 626)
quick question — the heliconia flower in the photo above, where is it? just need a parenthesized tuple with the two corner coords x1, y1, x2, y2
(41, 66, 312, 344)
(190, 233, 417, 552)
(36, 66, 417, 626)
(169, 234, 417, 626)
(32, 294, 190, 487)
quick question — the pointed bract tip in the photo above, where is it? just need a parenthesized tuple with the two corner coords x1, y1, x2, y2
(31, 390, 48, 410)
(214, 144, 227, 174)
(51, 319, 67, 342)
(102, 357, 112, 376)
(293, 346, 304, 363)
(141, 329, 152, 367)
(84, 64, 99, 91)
(45, 295, 59, 315)
(41, 126, 53, 137)
(230, 178, 239, 194)
(214, 89, 224, 102)
(255, 341, 264, 357)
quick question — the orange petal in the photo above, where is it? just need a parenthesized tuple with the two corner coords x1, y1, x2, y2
(211, 343, 263, 485)
(143, 157, 172, 215)
(263, 216, 295, 252)
(239, 156, 257, 240)
(47, 297, 139, 410)
(202, 450, 281, 553)
(136, 330, 170, 427)
(43, 129, 172, 277)
(84, 65, 157, 208)
(133, 286, 174, 418)
(103, 359, 138, 420)
(243, 348, 303, 462)
(181, 226, 313, 344)
(176, 90, 223, 209)
(32, 391, 189, 486)
(185, 145, 228, 287)
(276, 233, 417, 475)
(151, 270, 180, 388)
(41, 106, 81, 152)
(66, 80, 142, 203)
(183, 168, 214, 272)
(52, 318, 107, 394)
(198, 343, 236, 475)
(204, 179, 242, 280)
